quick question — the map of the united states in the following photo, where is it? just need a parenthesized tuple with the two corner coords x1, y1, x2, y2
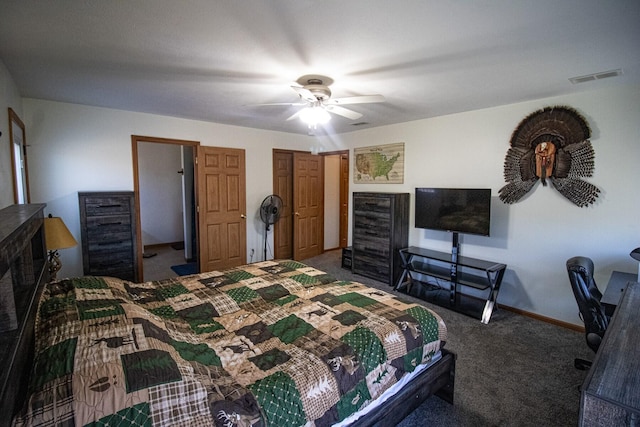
(355, 151, 401, 181)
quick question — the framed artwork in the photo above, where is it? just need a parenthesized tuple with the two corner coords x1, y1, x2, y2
(9, 108, 30, 204)
(354, 142, 404, 184)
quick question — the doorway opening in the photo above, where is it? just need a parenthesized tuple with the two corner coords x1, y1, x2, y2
(131, 135, 200, 281)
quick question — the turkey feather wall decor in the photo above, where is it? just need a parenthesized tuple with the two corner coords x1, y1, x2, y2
(498, 105, 600, 207)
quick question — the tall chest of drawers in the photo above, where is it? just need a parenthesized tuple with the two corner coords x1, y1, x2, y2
(352, 192, 409, 285)
(79, 192, 139, 282)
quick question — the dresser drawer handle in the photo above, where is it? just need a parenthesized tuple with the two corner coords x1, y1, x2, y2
(96, 261, 125, 267)
(97, 204, 122, 208)
(97, 241, 124, 245)
(98, 222, 123, 226)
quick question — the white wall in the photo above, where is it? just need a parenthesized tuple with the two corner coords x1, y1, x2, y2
(0, 59, 23, 209)
(22, 99, 318, 280)
(324, 154, 341, 250)
(316, 84, 640, 326)
(138, 142, 183, 247)
(18, 84, 640, 327)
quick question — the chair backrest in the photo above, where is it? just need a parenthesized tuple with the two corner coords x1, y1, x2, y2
(566, 256, 608, 352)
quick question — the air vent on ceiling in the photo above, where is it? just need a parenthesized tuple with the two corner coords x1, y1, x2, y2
(569, 69, 622, 84)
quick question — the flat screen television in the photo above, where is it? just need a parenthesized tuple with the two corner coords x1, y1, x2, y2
(415, 188, 491, 236)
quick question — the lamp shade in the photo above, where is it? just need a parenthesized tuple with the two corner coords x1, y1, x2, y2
(44, 217, 77, 251)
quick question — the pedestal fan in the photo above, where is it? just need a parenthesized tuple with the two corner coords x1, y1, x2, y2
(259, 194, 283, 261)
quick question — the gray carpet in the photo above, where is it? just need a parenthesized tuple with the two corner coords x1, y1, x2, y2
(303, 250, 592, 427)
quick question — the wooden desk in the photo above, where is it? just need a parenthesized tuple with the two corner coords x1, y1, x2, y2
(601, 271, 638, 316)
(580, 281, 640, 426)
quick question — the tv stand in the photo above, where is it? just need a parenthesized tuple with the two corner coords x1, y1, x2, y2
(395, 245, 506, 324)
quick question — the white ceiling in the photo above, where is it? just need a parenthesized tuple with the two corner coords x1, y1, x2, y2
(1, 1, 639, 135)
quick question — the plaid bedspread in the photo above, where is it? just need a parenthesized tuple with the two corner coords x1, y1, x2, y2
(14, 260, 447, 427)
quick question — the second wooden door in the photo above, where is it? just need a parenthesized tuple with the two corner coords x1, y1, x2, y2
(197, 146, 247, 271)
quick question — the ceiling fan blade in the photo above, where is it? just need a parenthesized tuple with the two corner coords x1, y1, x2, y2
(247, 102, 307, 107)
(326, 105, 363, 120)
(291, 85, 317, 103)
(286, 110, 302, 121)
(325, 94, 385, 105)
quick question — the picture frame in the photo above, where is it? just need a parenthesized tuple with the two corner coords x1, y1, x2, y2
(354, 142, 404, 184)
(9, 108, 30, 204)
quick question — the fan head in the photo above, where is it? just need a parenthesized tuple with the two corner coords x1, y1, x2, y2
(250, 74, 385, 129)
(260, 194, 283, 225)
(295, 75, 334, 101)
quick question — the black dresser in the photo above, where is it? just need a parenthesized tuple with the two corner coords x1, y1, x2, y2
(352, 192, 409, 285)
(79, 191, 139, 282)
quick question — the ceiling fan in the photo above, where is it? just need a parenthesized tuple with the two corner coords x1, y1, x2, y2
(255, 74, 385, 127)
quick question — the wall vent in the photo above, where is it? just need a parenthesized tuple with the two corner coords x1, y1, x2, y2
(569, 69, 622, 84)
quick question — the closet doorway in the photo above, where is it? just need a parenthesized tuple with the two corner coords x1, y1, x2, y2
(273, 149, 349, 261)
(132, 136, 199, 281)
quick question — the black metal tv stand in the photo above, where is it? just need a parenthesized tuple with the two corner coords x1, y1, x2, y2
(395, 238, 506, 324)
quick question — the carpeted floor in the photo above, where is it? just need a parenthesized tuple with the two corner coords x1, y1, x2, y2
(302, 249, 592, 427)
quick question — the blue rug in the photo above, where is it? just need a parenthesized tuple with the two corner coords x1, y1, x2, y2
(171, 262, 198, 276)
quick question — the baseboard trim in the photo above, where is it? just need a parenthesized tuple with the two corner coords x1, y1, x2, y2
(144, 241, 183, 251)
(500, 304, 584, 332)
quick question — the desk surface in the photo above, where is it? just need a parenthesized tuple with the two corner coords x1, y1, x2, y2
(601, 271, 638, 309)
(581, 281, 640, 425)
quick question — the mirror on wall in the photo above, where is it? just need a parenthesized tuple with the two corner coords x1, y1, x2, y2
(9, 108, 29, 204)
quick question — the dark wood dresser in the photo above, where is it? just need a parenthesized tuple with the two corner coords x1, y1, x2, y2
(352, 192, 409, 285)
(580, 281, 640, 426)
(0, 204, 48, 418)
(79, 192, 139, 282)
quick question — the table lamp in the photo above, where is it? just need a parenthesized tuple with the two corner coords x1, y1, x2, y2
(631, 247, 640, 282)
(44, 214, 77, 281)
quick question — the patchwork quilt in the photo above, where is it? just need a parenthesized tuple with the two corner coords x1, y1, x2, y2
(14, 260, 447, 427)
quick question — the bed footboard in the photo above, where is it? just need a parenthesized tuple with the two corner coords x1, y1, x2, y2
(350, 348, 456, 427)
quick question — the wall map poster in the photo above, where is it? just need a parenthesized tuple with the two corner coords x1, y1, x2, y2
(354, 142, 405, 183)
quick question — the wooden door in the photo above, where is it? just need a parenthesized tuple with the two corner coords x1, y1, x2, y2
(293, 152, 323, 260)
(197, 146, 246, 271)
(339, 153, 349, 248)
(273, 150, 293, 260)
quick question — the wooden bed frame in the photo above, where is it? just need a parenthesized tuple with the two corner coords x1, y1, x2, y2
(0, 203, 455, 426)
(0, 204, 49, 422)
(351, 348, 455, 427)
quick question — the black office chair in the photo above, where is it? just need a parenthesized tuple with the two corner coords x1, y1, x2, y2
(566, 256, 609, 370)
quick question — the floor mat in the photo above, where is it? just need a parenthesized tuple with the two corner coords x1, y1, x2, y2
(170, 262, 198, 276)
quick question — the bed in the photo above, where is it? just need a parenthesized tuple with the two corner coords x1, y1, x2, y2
(11, 259, 455, 426)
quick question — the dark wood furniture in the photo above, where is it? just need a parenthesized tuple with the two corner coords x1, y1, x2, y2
(79, 191, 139, 282)
(352, 349, 456, 427)
(341, 246, 352, 269)
(601, 270, 637, 316)
(395, 246, 506, 324)
(352, 192, 409, 285)
(0, 204, 48, 419)
(580, 281, 640, 426)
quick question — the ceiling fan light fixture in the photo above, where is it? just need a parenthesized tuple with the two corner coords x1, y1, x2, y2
(299, 106, 331, 127)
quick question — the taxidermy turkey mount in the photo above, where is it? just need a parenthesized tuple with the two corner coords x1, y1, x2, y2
(498, 105, 600, 207)
(255, 74, 385, 124)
